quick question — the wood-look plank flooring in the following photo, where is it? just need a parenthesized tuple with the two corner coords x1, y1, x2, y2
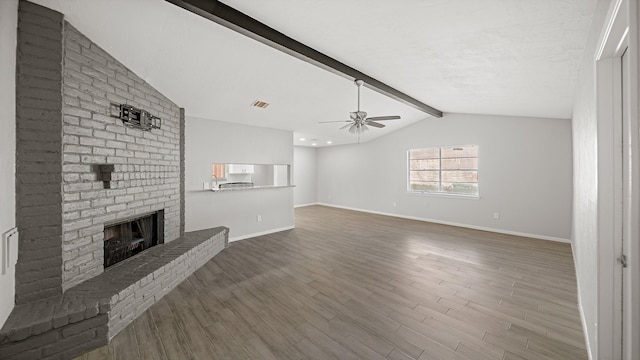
(77, 205, 587, 360)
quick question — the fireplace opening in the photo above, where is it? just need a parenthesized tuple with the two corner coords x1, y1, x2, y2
(104, 210, 164, 268)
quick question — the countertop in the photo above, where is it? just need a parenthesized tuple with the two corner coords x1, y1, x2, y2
(208, 185, 295, 192)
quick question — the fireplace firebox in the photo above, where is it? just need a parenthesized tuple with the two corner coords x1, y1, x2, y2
(103, 210, 164, 268)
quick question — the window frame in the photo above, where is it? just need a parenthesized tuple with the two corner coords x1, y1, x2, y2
(407, 145, 479, 198)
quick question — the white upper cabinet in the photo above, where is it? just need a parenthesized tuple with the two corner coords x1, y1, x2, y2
(227, 164, 255, 174)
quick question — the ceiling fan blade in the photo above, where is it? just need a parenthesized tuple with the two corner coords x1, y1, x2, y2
(366, 115, 401, 121)
(366, 121, 386, 128)
(339, 123, 353, 130)
(318, 120, 350, 123)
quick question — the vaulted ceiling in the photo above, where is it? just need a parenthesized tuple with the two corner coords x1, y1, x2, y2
(32, 0, 597, 146)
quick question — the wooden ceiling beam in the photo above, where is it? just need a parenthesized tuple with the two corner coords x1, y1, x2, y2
(165, 0, 443, 118)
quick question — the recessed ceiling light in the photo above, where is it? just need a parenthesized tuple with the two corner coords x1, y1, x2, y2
(299, 138, 306, 141)
(311, 143, 317, 146)
(251, 100, 270, 108)
(326, 140, 332, 144)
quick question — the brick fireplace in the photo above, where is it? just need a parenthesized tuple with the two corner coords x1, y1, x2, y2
(58, 23, 183, 295)
(13, 1, 184, 304)
(0, 2, 227, 359)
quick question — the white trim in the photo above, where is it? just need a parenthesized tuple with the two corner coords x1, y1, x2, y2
(624, 1, 640, 357)
(407, 191, 480, 200)
(571, 242, 594, 360)
(294, 202, 319, 208)
(594, 0, 635, 357)
(316, 203, 570, 243)
(229, 225, 295, 242)
(596, 0, 625, 60)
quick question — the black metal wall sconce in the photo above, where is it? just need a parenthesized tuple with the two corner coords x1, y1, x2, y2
(97, 164, 115, 189)
(110, 103, 161, 131)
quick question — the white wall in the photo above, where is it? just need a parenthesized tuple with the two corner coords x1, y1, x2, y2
(317, 113, 573, 241)
(250, 164, 269, 186)
(571, 0, 621, 357)
(185, 117, 294, 240)
(0, 0, 18, 327)
(293, 146, 318, 206)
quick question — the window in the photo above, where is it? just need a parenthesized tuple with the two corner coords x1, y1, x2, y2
(212, 164, 226, 179)
(408, 145, 478, 196)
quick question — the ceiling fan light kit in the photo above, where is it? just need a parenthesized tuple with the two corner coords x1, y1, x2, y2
(319, 79, 402, 142)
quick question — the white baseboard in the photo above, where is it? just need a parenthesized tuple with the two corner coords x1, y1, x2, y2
(294, 202, 319, 208)
(571, 243, 594, 360)
(229, 225, 295, 242)
(316, 202, 571, 243)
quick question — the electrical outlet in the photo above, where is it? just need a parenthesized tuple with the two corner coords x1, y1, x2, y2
(257, 215, 262, 222)
(493, 212, 500, 219)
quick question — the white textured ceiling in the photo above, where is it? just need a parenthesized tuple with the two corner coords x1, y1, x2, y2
(32, 0, 596, 147)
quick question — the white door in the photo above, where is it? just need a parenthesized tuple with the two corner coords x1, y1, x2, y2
(595, 1, 638, 357)
(621, 41, 640, 359)
(619, 46, 628, 359)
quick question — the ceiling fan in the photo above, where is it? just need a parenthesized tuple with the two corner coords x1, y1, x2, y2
(319, 79, 401, 139)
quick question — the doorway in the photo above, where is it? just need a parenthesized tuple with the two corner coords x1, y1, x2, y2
(595, 0, 639, 358)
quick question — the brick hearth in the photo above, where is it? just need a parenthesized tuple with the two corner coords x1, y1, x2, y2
(0, 227, 228, 360)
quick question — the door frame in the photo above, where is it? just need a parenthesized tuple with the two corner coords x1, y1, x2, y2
(595, 0, 639, 358)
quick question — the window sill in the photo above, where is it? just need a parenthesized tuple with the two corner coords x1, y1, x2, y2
(407, 191, 480, 200)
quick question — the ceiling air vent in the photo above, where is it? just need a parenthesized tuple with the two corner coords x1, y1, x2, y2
(251, 100, 270, 109)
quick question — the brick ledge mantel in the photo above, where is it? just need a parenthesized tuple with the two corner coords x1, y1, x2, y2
(0, 227, 228, 360)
